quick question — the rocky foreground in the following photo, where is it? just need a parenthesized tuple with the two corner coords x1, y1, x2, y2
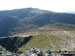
(0, 46, 21, 56)
(0, 46, 75, 56)
(0, 46, 58, 56)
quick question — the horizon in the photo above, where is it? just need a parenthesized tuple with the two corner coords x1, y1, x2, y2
(0, 0, 75, 12)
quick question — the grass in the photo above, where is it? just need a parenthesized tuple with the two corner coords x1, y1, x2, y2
(17, 34, 62, 53)
(16, 24, 75, 53)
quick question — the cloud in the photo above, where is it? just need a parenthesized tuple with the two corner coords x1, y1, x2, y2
(0, 0, 75, 12)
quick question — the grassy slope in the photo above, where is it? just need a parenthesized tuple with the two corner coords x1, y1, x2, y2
(17, 34, 62, 53)
(16, 24, 75, 53)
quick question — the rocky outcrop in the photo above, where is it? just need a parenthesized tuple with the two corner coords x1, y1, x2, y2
(0, 47, 75, 56)
(0, 46, 19, 56)
(21, 48, 75, 56)
(0, 35, 32, 52)
(21, 48, 53, 56)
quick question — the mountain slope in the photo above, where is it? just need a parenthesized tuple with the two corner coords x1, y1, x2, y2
(17, 31, 75, 53)
(0, 8, 75, 36)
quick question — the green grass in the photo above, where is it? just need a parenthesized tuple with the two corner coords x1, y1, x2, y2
(17, 34, 62, 53)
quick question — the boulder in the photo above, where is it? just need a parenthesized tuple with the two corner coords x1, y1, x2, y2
(30, 53, 38, 56)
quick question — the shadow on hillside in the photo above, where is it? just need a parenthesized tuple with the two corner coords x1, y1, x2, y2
(0, 36, 32, 52)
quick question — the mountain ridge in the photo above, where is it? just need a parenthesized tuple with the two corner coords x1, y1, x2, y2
(0, 8, 75, 37)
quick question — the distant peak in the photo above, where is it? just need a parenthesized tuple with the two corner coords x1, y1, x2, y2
(62, 11, 75, 14)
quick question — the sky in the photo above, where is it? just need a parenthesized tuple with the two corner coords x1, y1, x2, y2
(0, 0, 75, 12)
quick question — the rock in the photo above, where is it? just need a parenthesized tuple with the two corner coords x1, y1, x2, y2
(36, 49, 43, 56)
(0, 45, 19, 56)
(44, 53, 51, 56)
(24, 48, 43, 56)
(30, 53, 38, 56)
(44, 49, 51, 56)
(45, 49, 51, 54)
(0, 46, 6, 56)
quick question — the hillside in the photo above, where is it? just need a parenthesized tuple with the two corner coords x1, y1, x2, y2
(0, 8, 75, 36)
(17, 30, 75, 53)
(0, 35, 32, 52)
(0, 30, 75, 53)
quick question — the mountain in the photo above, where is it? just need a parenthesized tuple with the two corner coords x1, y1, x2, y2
(0, 8, 75, 37)
(63, 11, 75, 14)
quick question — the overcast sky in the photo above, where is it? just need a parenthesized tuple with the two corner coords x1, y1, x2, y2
(0, 0, 75, 12)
